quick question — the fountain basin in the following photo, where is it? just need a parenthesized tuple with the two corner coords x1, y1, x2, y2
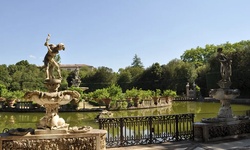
(209, 88, 240, 100)
(24, 90, 80, 129)
(24, 90, 80, 105)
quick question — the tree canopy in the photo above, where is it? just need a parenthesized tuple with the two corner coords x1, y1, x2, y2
(1, 40, 250, 98)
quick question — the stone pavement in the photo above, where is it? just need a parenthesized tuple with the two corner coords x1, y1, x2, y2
(107, 137, 250, 150)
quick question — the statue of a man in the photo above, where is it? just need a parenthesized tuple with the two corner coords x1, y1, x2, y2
(43, 34, 65, 80)
(71, 67, 81, 87)
(73, 67, 80, 80)
(216, 48, 232, 82)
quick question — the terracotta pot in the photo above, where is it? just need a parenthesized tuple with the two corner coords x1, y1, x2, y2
(102, 98, 111, 109)
(132, 97, 139, 107)
(152, 96, 159, 105)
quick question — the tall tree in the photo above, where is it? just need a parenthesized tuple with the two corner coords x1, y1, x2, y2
(161, 59, 197, 94)
(0, 65, 12, 87)
(83, 66, 116, 91)
(7, 60, 44, 91)
(181, 44, 217, 67)
(117, 69, 132, 91)
(123, 66, 144, 88)
(135, 63, 162, 90)
(131, 54, 143, 68)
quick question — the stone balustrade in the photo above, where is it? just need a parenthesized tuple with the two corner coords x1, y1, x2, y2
(0, 129, 107, 150)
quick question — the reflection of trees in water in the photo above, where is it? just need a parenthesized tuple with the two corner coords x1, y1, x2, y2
(0, 112, 101, 131)
(153, 106, 173, 115)
(111, 106, 173, 118)
(171, 102, 203, 114)
(59, 112, 100, 128)
(7, 115, 15, 124)
(0, 113, 43, 132)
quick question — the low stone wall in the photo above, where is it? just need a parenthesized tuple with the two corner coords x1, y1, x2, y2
(0, 129, 107, 150)
(231, 98, 250, 104)
(194, 120, 250, 142)
(203, 97, 250, 104)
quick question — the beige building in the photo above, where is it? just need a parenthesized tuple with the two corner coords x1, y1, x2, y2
(59, 64, 93, 71)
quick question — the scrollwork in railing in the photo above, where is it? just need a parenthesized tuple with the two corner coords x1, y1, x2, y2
(99, 113, 194, 147)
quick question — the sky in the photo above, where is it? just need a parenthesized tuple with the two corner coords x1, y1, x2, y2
(1, 0, 250, 72)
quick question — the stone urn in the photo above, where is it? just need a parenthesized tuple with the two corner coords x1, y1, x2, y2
(102, 98, 111, 109)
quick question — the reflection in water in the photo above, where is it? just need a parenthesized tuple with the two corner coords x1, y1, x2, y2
(0, 102, 249, 132)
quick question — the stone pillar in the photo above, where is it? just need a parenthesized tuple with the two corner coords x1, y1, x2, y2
(186, 82, 190, 98)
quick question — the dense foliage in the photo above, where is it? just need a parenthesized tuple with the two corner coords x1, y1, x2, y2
(0, 41, 250, 99)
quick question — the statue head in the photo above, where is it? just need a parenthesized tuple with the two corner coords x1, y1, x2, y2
(57, 43, 65, 50)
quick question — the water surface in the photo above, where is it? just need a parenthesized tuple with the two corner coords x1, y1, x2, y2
(0, 101, 249, 132)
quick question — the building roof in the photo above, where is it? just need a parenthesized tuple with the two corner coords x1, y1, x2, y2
(59, 64, 93, 68)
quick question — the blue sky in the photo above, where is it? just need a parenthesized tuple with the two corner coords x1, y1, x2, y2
(1, 0, 250, 72)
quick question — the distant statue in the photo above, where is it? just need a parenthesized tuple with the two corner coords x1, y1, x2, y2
(71, 67, 81, 87)
(73, 67, 80, 80)
(216, 48, 232, 82)
(43, 34, 65, 80)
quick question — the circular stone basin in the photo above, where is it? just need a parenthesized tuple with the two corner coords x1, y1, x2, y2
(209, 88, 240, 100)
(24, 90, 80, 106)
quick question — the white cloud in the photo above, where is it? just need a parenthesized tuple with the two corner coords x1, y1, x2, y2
(29, 55, 36, 59)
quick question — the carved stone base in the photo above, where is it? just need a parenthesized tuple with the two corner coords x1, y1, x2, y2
(194, 120, 250, 142)
(0, 129, 107, 150)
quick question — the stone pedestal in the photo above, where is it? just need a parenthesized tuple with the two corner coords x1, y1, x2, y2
(0, 129, 107, 150)
(44, 79, 61, 92)
(194, 120, 250, 142)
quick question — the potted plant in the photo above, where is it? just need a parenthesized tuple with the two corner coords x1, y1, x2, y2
(125, 88, 141, 107)
(162, 89, 177, 104)
(94, 88, 111, 109)
(139, 90, 153, 106)
(141, 90, 152, 100)
(152, 89, 161, 105)
(107, 84, 123, 101)
(107, 84, 124, 109)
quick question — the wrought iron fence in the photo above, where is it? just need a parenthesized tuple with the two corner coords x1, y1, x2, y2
(98, 113, 194, 147)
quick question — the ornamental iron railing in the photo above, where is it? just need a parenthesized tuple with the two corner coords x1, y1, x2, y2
(98, 113, 194, 147)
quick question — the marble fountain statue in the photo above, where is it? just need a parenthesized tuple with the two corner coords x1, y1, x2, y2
(202, 47, 240, 122)
(194, 48, 250, 142)
(0, 34, 106, 150)
(24, 34, 82, 131)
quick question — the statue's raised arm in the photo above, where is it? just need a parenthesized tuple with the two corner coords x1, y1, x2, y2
(44, 34, 51, 47)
